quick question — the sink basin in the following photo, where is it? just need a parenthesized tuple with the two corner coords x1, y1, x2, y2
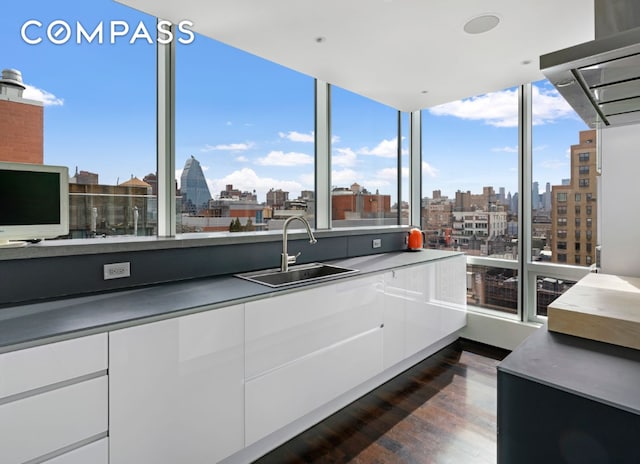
(235, 262, 359, 288)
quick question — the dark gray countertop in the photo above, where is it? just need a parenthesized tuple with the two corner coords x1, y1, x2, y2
(0, 249, 459, 353)
(498, 322, 640, 415)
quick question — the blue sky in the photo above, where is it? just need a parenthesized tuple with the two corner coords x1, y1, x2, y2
(2, 1, 587, 204)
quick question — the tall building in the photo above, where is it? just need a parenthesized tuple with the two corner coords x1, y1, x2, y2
(0, 69, 43, 164)
(180, 156, 211, 215)
(266, 188, 289, 208)
(551, 129, 598, 266)
(532, 181, 540, 210)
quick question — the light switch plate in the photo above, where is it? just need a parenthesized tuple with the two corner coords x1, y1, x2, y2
(372, 239, 382, 248)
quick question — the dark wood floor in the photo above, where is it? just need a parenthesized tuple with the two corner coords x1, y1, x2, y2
(254, 339, 509, 464)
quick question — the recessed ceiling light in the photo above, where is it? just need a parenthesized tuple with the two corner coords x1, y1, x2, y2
(421, 90, 429, 94)
(521, 59, 532, 65)
(315, 36, 326, 44)
(463, 14, 500, 34)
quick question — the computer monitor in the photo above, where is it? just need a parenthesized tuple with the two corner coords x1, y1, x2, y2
(0, 162, 69, 247)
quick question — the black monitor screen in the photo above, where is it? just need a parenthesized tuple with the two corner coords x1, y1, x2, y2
(0, 170, 61, 226)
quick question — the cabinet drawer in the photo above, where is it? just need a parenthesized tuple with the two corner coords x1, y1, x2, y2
(0, 376, 108, 464)
(246, 275, 383, 379)
(0, 333, 107, 399)
(44, 438, 108, 464)
(245, 327, 383, 445)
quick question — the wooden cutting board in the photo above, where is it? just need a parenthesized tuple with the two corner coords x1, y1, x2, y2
(547, 273, 640, 350)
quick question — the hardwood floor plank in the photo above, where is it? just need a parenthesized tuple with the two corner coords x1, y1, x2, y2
(254, 340, 507, 464)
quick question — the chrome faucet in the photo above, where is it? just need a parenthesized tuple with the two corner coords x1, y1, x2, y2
(281, 216, 317, 272)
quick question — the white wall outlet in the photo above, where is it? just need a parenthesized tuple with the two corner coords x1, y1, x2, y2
(372, 239, 382, 249)
(104, 262, 131, 280)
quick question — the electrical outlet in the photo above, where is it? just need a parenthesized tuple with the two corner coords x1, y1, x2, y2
(372, 238, 382, 249)
(104, 262, 131, 280)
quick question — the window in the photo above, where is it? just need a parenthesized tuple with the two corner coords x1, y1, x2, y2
(586, 256, 592, 265)
(557, 230, 567, 239)
(586, 193, 593, 202)
(575, 230, 581, 240)
(421, 86, 518, 266)
(2, 1, 157, 239)
(466, 264, 518, 314)
(176, 32, 314, 233)
(557, 206, 567, 215)
(579, 166, 590, 175)
(557, 192, 568, 202)
(536, 276, 576, 316)
(579, 178, 589, 188)
(586, 205, 592, 216)
(586, 243, 592, 253)
(331, 86, 400, 227)
(557, 217, 567, 226)
(557, 253, 567, 263)
(586, 218, 593, 228)
(575, 218, 581, 227)
(587, 230, 593, 241)
(579, 152, 590, 162)
(575, 205, 581, 215)
(575, 242, 580, 252)
(575, 255, 581, 265)
(557, 242, 567, 250)
(575, 193, 581, 202)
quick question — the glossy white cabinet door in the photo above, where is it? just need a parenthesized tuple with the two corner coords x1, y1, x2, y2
(434, 254, 467, 335)
(382, 270, 406, 368)
(245, 274, 384, 379)
(0, 377, 107, 464)
(0, 333, 107, 399)
(403, 262, 441, 356)
(44, 438, 108, 464)
(246, 327, 383, 445)
(109, 304, 244, 464)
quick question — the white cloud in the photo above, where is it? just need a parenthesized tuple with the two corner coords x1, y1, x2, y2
(331, 135, 341, 144)
(175, 169, 183, 189)
(256, 150, 313, 167)
(492, 146, 518, 153)
(358, 138, 401, 158)
(207, 168, 307, 201)
(429, 89, 519, 127)
(422, 162, 438, 177)
(376, 167, 409, 181)
(428, 84, 576, 128)
(333, 147, 357, 168)
(279, 131, 314, 143)
(23, 85, 64, 106)
(332, 169, 360, 187)
(531, 85, 575, 125)
(202, 142, 254, 152)
(235, 156, 249, 163)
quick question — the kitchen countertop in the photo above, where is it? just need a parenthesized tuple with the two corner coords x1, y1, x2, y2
(498, 322, 640, 416)
(0, 249, 460, 353)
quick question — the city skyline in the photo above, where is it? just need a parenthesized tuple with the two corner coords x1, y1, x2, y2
(2, 1, 587, 206)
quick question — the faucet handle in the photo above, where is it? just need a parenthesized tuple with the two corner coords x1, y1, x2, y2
(286, 252, 300, 265)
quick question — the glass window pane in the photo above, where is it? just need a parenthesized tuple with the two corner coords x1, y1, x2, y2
(536, 276, 576, 316)
(422, 87, 518, 262)
(330, 87, 400, 227)
(531, 79, 594, 267)
(2, 1, 156, 239)
(467, 264, 518, 314)
(176, 33, 314, 234)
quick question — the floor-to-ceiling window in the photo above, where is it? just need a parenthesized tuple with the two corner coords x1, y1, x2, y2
(175, 32, 314, 234)
(422, 87, 519, 315)
(1, 0, 156, 239)
(330, 86, 401, 228)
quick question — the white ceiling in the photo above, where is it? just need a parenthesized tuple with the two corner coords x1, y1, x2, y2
(117, 0, 595, 112)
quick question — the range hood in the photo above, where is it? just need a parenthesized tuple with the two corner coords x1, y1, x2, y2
(540, 0, 640, 128)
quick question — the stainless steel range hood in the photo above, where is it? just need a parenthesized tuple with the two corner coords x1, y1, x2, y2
(540, 0, 640, 128)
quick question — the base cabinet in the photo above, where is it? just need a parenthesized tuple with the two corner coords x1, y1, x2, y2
(109, 304, 244, 464)
(244, 274, 385, 445)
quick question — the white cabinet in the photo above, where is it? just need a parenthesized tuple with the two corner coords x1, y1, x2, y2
(245, 274, 384, 445)
(109, 304, 245, 464)
(0, 334, 108, 464)
(44, 438, 108, 464)
(383, 257, 466, 368)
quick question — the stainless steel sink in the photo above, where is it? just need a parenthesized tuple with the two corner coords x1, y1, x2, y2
(235, 262, 359, 288)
